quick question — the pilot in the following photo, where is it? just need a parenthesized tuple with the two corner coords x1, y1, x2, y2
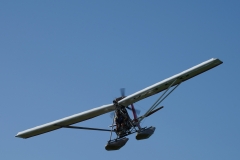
(114, 110, 125, 132)
(113, 100, 128, 133)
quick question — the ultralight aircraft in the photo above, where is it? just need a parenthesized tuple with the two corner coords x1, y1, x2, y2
(16, 58, 223, 151)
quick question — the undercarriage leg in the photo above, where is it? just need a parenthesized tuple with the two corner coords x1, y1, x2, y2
(109, 111, 116, 141)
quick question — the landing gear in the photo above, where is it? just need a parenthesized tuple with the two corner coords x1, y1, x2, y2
(136, 126, 155, 140)
(105, 100, 135, 151)
(105, 98, 157, 151)
(105, 137, 129, 151)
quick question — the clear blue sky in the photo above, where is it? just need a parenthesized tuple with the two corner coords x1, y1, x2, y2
(1, 1, 239, 159)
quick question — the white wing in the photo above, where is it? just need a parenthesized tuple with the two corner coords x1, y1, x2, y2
(119, 58, 222, 106)
(16, 58, 222, 139)
(16, 104, 114, 138)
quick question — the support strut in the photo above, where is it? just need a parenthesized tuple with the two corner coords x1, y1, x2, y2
(139, 78, 182, 122)
(55, 125, 114, 132)
(109, 111, 116, 140)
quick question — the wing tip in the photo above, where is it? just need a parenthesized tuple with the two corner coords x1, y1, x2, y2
(15, 134, 23, 138)
(15, 132, 27, 139)
(212, 58, 223, 63)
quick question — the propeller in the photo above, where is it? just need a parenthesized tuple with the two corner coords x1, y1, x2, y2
(120, 88, 140, 114)
(126, 106, 141, 115)
(109, 88, 141, 118)
(120, 88, 125, 97)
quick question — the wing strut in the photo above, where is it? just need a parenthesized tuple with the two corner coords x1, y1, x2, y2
(55, 125, 114, 132)
(139, 78, 182, 122)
